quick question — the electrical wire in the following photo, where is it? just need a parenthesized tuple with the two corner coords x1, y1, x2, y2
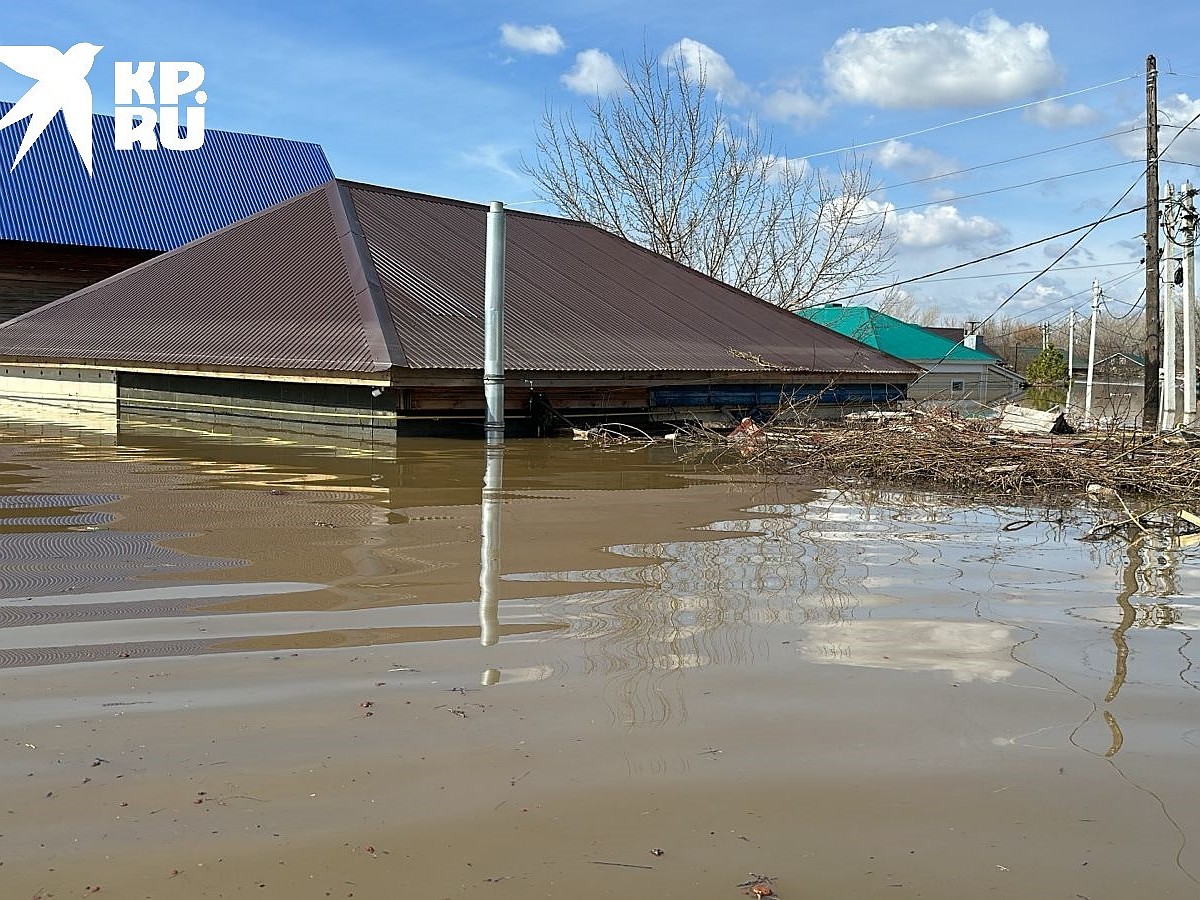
(906, 163, 1152, 388)
(795, 74, 1140, 163)
(887, 161, 1139, 212)
(832, 206, 1145, 303)
(870, 127, 1140, 194)
(922, 260, 1140, 284)
(888, 111, 1200, 330)
(1160, 110, 1200, 158)
(980, 267, 1147, 345)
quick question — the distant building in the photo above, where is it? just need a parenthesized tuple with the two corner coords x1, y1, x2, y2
(928, 326, 1004, 361)
(1092, 351, 1145, 381)
(798, 304, 1025, 404)
(0, 100, 333, 321)
(0, 180, 919, 435)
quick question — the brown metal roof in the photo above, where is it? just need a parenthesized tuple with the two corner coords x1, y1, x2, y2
(0, 179, 917, 378)
(0, 182, 383, 372)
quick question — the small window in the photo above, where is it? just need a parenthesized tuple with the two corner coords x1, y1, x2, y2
(951, 380, 966, 394)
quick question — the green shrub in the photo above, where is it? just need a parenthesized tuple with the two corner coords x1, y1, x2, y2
(1025, 346, 1068, 384)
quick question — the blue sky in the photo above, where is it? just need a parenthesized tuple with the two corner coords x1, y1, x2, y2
(2, 1, 1199, 325)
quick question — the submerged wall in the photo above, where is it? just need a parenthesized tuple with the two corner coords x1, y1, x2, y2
(0, 368, 913, 437)
(907, 366, 1024, 405)
(0, 365, 117, 414)
(117, 373, 397, 434)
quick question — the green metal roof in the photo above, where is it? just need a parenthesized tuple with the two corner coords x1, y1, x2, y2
(797, 304, 999, 364)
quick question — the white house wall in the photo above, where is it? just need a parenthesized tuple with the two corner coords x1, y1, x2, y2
(908, 361, 1024, 404)
(0, 366, 118, 415)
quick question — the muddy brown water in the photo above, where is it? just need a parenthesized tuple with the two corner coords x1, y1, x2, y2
(2, 415, 1199, 899)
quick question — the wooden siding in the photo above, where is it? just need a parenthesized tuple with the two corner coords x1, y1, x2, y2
(0, 241, 155, 322)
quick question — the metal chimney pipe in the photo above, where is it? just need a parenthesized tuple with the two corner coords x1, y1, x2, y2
(484, 201, 506, 440)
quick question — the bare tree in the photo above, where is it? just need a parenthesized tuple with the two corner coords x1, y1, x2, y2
(876, 287, 942, 326)
(524, 50, 893, 310)
(977, 309, 1145, 372)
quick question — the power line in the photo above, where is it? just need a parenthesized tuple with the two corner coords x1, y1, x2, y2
(971, 180, 1145, 334)
(871, 127, 1140, 194)
(922, 260, 1140, 283)
(981, 267, 1145, 326)
(887, 160, 1139, 212)
(1159, 109, 1200, 155)
(1104, 287, 1147, 320)
(832, 206, 1145, 302)
(871, 102, 1199, 330)
(796, 74, 1140, 162)
(908, 164, 1152, 386)
(978, 267, 1146, 336)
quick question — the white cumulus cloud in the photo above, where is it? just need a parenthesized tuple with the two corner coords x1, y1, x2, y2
(874, 140, 958, 179)
(500, 23, 565, 55)
(1162, 94, 1200, 146)
(762, 85, 825, 125)
(661, 37, 749, 104)
(1011, 277, 1069, 312)
(561, 49, 625, 96)
(1024, 99, 1101, 129)
(824, 14, 1061, 108)
(1113, 93, 1200, 161)
(867, 199, 1006, 249)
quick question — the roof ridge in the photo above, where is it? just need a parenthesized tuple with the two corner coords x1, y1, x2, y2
(863, 307, 884, 349)
(330, 182, 409, 369)
(334, 179, 599, 228)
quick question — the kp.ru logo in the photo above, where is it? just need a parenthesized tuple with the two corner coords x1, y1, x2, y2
(0, 43, 206, 175)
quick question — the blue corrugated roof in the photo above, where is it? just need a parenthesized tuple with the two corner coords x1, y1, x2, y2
(0, 101, 333, 251)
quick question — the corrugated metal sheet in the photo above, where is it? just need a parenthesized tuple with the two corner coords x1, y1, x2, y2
(348, 182, 916, 376)
(928, 326, 1003, 361)
(0, 184, 383, 372)
(799, 305, 997, 364)
(0, 101, 333, 251)
(0, 179, 918, 379)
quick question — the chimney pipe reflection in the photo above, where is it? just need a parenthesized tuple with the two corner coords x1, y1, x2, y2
(479, 438, 504, 650)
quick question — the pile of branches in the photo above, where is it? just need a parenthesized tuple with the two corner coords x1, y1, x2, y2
(679, 407, 1200, 504)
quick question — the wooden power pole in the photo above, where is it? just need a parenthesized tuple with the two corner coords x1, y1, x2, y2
(1144, 54, 1162, 429)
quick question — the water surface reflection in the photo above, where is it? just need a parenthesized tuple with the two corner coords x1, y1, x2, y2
(3, 413, 1200, 752)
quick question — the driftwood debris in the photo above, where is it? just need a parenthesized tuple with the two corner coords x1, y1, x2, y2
(676, 406, 1200, 503)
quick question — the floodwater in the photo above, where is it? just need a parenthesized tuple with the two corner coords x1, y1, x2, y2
(2, 413, 1200, 899)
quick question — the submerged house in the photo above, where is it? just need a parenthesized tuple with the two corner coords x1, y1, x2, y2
(798, 304, 1025, 404)
(1092, 351, 1145, 382)
(0, 180, 919, 434)
(0, 100, 333, 322)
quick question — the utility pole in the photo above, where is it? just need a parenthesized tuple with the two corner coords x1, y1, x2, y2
(1144, 54, 1162, 430)
(1068, 309, 1076, 377)
(1184, 182, 1198, 426)
(1163, 183, 1178, 429)
(1068, 308, 1078, 414)
(1086, 279, 1101, 423)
